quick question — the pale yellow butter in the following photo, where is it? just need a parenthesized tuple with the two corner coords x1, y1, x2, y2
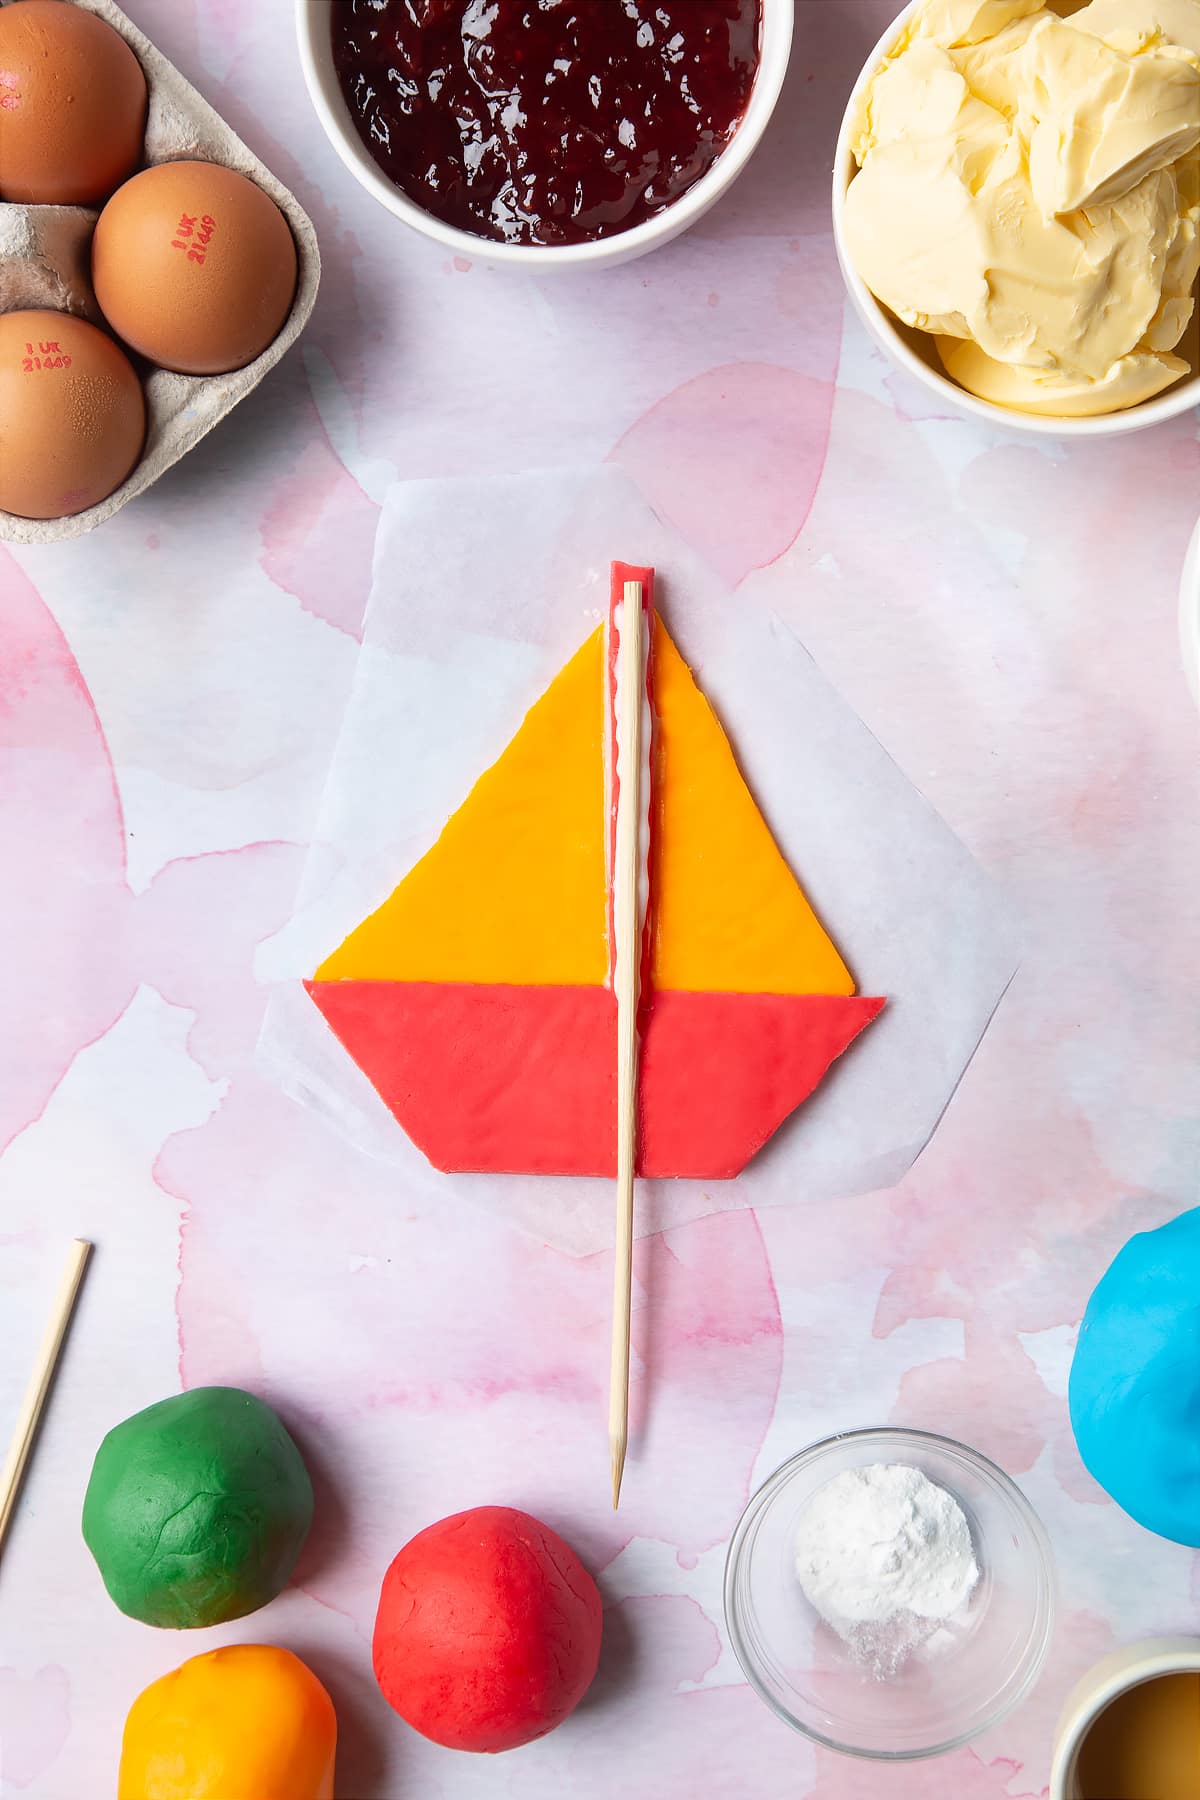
(903, 0, 1043, 51)
(1023, 15, 1200, 213)
(1070, 0, 1200, 57)
(937, 336, 1190, 414)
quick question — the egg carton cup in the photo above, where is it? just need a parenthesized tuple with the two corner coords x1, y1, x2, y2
(0, 0, 320, 543)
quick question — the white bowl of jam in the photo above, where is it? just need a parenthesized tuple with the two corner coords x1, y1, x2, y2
(297, 0, 793, 268)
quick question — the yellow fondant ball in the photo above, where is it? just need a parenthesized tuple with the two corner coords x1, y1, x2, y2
(118, 1644, 336, 1800)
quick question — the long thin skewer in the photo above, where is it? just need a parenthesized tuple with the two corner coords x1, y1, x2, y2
(609, 580, 644, 1509)
(0, 1238, 92, 1558)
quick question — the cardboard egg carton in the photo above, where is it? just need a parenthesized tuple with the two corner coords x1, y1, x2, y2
(0, 0, 320, 543)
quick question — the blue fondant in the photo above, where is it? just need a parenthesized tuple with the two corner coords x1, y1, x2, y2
(1069, 1207, 1200, 1548)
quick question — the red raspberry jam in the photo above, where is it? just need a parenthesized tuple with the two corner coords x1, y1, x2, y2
(331, 0, 762, 248)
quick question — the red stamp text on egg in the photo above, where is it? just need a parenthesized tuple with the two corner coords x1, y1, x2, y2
(21, 340, 71, 372)
(171, 211, 217, 265)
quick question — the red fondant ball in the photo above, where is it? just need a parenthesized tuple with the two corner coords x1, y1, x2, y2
(372, 1505, 603, 1753)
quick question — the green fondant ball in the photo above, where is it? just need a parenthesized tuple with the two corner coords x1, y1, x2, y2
(82, 1386, 314, 1629)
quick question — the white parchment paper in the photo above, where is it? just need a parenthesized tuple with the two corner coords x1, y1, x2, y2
(258, 466, 1019, 1254)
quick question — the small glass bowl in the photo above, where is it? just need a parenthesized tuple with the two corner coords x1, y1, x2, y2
(725, 1428, 1056, 1760)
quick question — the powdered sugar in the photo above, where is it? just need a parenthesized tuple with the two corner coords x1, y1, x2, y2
(794, 1462, 980, 1677)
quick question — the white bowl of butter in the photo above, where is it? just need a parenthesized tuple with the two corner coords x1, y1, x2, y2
(833, 0, 1200, 434)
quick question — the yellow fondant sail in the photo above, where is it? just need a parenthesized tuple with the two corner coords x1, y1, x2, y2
(651, 621, 854, 996)
(316, 634, 608, 986)
(316, 620, 854, 996)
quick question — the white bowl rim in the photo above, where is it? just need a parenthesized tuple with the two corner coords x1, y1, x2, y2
(831, 0, 1200, 439)
(723, 1425, 1058, 1761)
(296, 0, 794, 269)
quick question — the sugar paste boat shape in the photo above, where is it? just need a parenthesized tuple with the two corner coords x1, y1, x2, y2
(306, 564, 885, 1179)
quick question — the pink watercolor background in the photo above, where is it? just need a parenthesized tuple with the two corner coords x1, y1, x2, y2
(1, 2, 1199, 1797)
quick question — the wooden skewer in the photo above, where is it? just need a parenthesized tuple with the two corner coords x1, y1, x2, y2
(0, 1238, 92, 1558)
(609, 580, 644, 1510)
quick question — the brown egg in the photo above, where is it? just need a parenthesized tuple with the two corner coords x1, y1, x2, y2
(0, 0, 147, 204)
(0, 310, 145, 519)
(92, 161, 298, 376)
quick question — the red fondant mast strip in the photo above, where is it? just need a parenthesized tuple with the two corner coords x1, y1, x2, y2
(605, 563, 655, 996)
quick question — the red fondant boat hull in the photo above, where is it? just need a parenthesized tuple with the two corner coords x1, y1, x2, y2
(305, 981, 884, 1179)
